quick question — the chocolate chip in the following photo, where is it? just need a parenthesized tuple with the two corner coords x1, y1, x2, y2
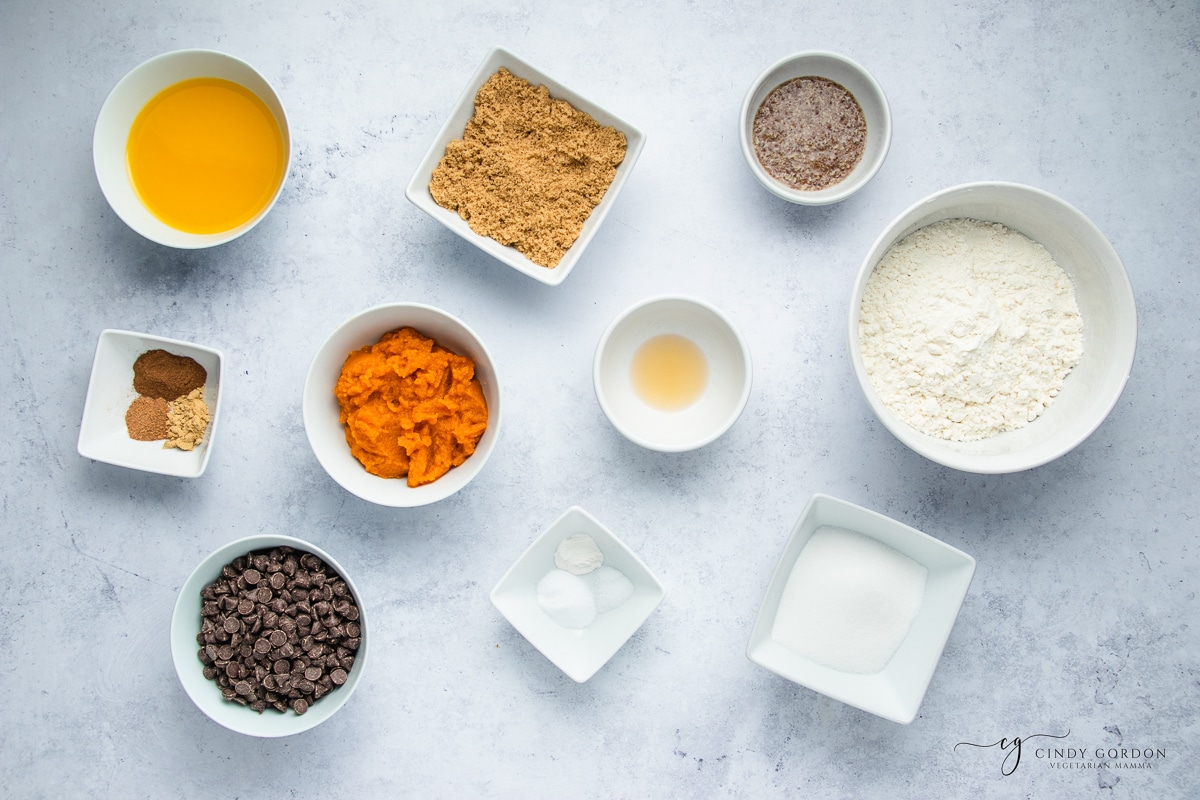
(196, 546, 362, 716)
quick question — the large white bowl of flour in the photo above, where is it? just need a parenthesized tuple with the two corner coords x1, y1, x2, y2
(849, 182, 1137, 473)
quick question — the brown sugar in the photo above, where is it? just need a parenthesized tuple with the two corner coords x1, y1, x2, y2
(428, 68, 627, 268)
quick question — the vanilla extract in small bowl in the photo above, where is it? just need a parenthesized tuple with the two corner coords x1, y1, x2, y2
(630, 333, 709, 411)
(593, 296, 752, 452)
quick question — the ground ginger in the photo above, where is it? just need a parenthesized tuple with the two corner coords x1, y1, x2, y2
(429, 68, 626, 268)
(334, 327, 488, 487)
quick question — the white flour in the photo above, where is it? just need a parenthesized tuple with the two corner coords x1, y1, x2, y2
(858, 218, 1083, 441)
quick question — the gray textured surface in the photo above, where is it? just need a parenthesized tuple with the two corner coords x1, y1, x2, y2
(2, 1, 1198, 797)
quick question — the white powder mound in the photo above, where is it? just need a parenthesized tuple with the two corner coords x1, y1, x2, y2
(554, 533, 604, 575)
(858, 218, 1084, 441)
(771, 526, 928, 674)
(536, 569, 596, 629)
(584, 566, 634, 613)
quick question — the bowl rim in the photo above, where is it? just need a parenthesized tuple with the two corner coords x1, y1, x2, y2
(847, 180, 1139, 473)
(92, 47, 292, 249)
(592, 294, 753, 452)
(170, 533, 368, 737)
(403, 45, 646, 286)
(76, 328, 224, 478)
(738, 50, 892, 206)
(301, 301, 502, 507)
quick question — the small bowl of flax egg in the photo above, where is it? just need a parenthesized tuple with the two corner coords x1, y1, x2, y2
(739, 51, 891, 205)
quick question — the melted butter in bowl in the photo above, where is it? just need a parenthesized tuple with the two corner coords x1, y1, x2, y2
(94, 49, 291, 248)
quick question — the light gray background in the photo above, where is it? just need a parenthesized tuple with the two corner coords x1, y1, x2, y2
(2, 1, 1197, 797)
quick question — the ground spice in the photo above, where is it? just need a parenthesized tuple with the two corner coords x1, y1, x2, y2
(752, 76, 866, 191)
(164, 387, 210, 451)
(132, 349, 207, 399)
(428, 68, 627, 268)
(125, 395, 169, 441)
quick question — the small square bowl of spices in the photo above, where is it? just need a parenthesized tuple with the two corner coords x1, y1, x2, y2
(406, 46, 646, 286)
(171, 534, 367, 737)
(77, 329, 223, 478)
(747, 494, 976, 724)
(491, 506, 665, 683)
(739, 51, 891, 205)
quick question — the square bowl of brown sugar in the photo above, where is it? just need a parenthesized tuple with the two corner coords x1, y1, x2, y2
(406, 46, 646, 287)
(77, 329, 224, 478)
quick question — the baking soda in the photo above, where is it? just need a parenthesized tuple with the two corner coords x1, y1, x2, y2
(537, 534, 633, 629)
(771, 526, 927, 674)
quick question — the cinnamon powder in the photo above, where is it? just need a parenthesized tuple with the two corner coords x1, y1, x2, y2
(132, 349, 206, 399)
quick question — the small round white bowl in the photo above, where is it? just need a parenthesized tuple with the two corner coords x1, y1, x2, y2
(93, 49, 291, 248)
(594, 296, 752, 452)
(849, 182, 1138, 474)
(303, 303, 502, 506)
(171, 534, 368, 737)
(739, 51, 891, 205)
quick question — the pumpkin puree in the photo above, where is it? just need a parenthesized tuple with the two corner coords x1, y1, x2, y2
(334, 327, 488, 487)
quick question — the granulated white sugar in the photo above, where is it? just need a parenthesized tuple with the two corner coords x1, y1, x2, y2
(771, 526, 927, 674)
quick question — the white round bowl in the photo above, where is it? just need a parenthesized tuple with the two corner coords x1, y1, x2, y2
(594, 296, 752, 452)
(849, 182, 1138, 473)
(171, 534, 368, 737)
(93, 49, 291, 248)
(739, 51, 891, 205)
(303, 303, 502, 506)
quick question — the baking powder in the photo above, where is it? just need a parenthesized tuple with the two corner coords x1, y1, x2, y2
(858, 218, 1084, 441)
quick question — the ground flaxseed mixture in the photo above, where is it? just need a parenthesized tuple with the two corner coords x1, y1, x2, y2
(429, 68, 626, 268)
(752, 76, 866, 191)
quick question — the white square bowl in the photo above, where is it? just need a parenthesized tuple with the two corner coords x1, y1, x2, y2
(77, 329, 223, 478)
(405, 46, 646, 286)
(490, 506, 665, 682)
(746, 494, 976, 724)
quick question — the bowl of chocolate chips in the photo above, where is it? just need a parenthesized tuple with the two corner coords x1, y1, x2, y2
(171, 534, 368, 737)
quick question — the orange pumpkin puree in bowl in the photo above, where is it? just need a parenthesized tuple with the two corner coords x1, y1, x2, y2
(334, 327, 489, 487)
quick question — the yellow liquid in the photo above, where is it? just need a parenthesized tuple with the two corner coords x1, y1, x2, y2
(127, 77, 285, 234)
(630, 334, 709, 411)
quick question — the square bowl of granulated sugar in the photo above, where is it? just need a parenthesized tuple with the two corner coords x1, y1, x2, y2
(405, 46, 646, 287)
(490, 506, 665, 683)
(77, 329, 224, 478)
(746, 494, 976, 724)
